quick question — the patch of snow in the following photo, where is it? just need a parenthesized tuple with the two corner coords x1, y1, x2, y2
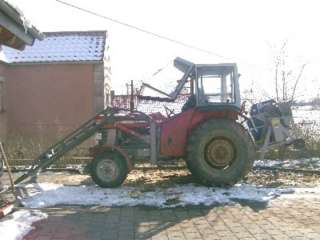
(279, 187, 320, 200)
(0, 210, 47, 240)
(19, 182, 320, 209)
(292, 106, 320, 127)
(254, 158, 320, 170)
(2, 32, 106, 63)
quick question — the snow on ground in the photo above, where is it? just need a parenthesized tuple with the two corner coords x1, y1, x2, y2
(292, 106, 320, 123)
(0, 210, 47, 240)
(279, 187, 320, 200)
(20, 182, 320, 209)
(254, 158, 320, 170)
(292, 105, 320, 129)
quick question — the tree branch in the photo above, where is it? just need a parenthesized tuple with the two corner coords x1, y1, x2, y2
(290, 63, 307, 103)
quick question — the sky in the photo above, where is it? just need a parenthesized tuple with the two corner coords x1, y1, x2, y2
(8, 0, 320, 100)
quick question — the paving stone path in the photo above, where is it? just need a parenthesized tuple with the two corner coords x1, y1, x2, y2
(24, 198, 320, 240)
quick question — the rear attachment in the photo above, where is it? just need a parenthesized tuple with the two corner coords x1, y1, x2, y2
(247, 100, 305, 159)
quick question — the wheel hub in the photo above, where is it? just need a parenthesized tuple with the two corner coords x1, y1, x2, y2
(96, 159, 118, 182)
(205, 138, 235, 169)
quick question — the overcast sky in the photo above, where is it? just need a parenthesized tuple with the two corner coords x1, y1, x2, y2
(8, 0, 320, 100)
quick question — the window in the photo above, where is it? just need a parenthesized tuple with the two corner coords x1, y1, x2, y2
(198, 72, 235, 104)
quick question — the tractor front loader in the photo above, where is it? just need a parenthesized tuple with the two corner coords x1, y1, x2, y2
(13, 57, 303, 188)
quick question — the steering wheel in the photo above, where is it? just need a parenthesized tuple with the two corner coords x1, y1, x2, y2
(164, 105, 175, 118)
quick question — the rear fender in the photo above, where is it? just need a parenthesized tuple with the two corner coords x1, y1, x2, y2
(159, 107, 240, 157)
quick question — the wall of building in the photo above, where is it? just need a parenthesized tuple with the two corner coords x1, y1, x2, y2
(93, 59, 111, 111)
(93, 63, 105, 112)
(103, 48, 112, 107)
(0, 62, 8, 141)
(5, 63, 96, 140)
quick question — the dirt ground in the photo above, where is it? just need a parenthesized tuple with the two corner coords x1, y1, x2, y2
(5, 166, 319, 189)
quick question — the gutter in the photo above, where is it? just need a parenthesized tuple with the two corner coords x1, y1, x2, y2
(0, 0, 43, 40)
(0, 0, 43, 49)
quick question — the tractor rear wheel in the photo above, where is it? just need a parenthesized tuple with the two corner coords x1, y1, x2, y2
(90, 151, 128, 188)
(186, 119, 255, 186)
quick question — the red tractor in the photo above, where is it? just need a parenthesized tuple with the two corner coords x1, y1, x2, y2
(16, 57, 303, 188)
(89, 57, 255, 187)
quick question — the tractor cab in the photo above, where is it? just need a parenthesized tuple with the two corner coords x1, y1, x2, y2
(140, 57, 241, 112)
(194, 63, 240, 108)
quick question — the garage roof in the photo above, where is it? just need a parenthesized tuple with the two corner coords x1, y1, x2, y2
(1, 31, 107, 64)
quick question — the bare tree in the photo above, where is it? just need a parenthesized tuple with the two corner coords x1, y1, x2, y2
(273, 41, 307, 104)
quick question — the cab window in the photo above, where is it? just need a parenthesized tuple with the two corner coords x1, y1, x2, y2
(198, 71, 235, 104)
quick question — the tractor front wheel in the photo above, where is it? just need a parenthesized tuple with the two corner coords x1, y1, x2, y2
(90, 151, 128, 188)
(186, 119, 255, 186)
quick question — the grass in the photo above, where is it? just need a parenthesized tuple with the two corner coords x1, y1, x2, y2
(3, 134, 91, 166)
(265, 122, 320, 160)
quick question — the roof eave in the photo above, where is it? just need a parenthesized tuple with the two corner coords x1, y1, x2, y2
(0, 0, 43, 39)
(0, 0, 43, 49)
